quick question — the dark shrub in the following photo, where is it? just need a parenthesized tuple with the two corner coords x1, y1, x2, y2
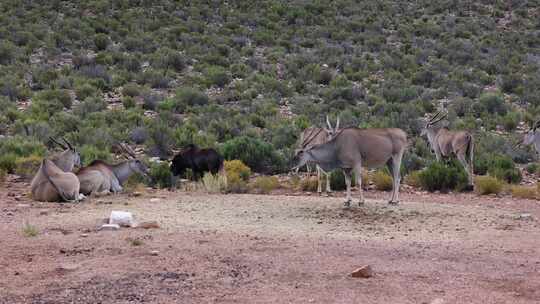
(205, 66, 231, 88)
(329, 170, 357, 191)
(221, 136, 281, 173)
(122, 83, 141, 97)
(488, 155, 521, 184)
(94, 34, 110, 51)
(149, 162, 173, 188)
(478, 93, 507, 115)
(419, 161, 469, 192)
(141, 91, 164, 111)
(174, 88, 209, 107)
(130, 127, 148, 144)
(74, 96, 107, 117)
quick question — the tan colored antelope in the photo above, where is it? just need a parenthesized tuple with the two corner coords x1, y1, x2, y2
(49, 137, 81, 171)
(295, 116, 340, 194)
(31, 159, 80, 202)
(421, 111, 474, 187)
(76, 143, 149, 196)
(294, 127, 407, 207)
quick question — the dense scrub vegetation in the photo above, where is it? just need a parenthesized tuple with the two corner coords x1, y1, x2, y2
(0, 0, 539, 191)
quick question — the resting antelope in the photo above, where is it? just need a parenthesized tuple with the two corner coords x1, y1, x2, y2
(76, 143, 149, 196)
(519, 120, 540, 158)
(49, 137, 81, 171)
(295, 116, 340, 194)
(421, 111, 474, 188)
(31, 158, 81, 203)
(293, 127, 407, 207)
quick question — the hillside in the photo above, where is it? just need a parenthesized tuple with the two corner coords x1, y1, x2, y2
(0, 0, 539, 183)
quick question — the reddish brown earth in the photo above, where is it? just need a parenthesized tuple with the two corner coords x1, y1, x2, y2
(1, 176, 540, 304)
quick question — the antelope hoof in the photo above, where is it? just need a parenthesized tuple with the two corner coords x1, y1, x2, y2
(464, 184, 474, 192)
(358, 200, 365, 207)
(343, 200, 351, 209)
(388, 200, 399, 205)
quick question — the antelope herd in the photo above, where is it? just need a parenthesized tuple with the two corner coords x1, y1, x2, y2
(25, 113, 540, 207)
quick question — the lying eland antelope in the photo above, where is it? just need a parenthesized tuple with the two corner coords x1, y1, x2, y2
(421, 111, 474, 188)
(49, 137, 81, 172)
(293, 127, 407, 207)
(76, 143, 149, 196)
(294, 116, 341, 194)
(519, 120, 540, 158)
(31, 159, 81, 202)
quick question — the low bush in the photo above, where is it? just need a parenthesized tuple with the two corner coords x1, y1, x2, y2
(328, 170, 363, 191)
(226, 173, 248, 193)
(404, 170, 422, 188)
(372, 170, 393, 191)
(251, 176, 279, 194)
(122, 83, 141, 97)
(475, 176, 504, 195)
(510, 185, 537, 200)
(14, 155, 42, 179)
(0, 168, 6, 183)
(525, 163, 539, 175)
(202, 172, 228, 193)
(221, 136, 282, 173)
(418, 161, 469, 192)
(80, 145, 111, 166)
(148, 162, 173, 189)
(487, 155, 521, 184)
(301, 177, 318, 192)
(22, 222, 39, 237)
(122, 96, 136, 109)
(0, 153, 17, 173)
(224, 160, 251, 181)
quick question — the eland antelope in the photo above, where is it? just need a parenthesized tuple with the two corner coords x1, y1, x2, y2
(49, 137, 81, 172)
(31, 159, 80, 202)
(520, 120, 540, 158)
(421, 111, 474, 187)
(76, 143, 149, 196)
(293, 127, 407, 207)
(294, 116, 341, 194)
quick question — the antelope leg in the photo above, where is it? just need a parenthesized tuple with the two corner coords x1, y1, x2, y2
(353, 166, 364, 206)
(343, 168, 352, 207)
(457, 153, 473, 186)
(325, 171, 332, 193)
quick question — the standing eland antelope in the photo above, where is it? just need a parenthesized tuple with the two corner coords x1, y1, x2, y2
(421, 111, 474, 188)
(294, 116, 341, 194)
(31, 159, 81, 202)
(293, 127, 407, 207)
(76, 143, 149, 196)
(518, 120, 540, 158)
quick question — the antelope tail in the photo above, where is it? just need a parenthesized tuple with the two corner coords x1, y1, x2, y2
(41, 160, 74, 202)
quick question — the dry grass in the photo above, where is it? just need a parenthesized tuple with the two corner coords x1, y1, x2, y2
(372, 171, 393, 191)
(202, 172, 228, 193)
(475, 176, 504, 195)
(22, 222, 39, 237)
(250, 176, 280, 194)
(511, 185, 538, 200)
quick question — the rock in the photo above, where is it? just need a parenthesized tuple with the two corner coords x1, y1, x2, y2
(516, 213, 533, 221)
(131, 191, 142, 197)
(150, 250, 159, 256)
(351, 265, 373, 278)
(109, 211, 135, 227)
(98, 224, 120, 231)
(150, 198, 160, 203)
(80, 233, 89, 237)
(39, 211, 48, 216)
(137, 221, 160, 229)
(430, 299, 445, 304)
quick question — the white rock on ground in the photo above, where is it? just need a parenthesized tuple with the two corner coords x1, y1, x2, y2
(99, 224, 120, 231)
(109, 211, 135, 227)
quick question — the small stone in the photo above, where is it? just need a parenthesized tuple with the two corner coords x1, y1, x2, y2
(80, 233, 89, 237)
(150, 250, 159, 256)
(132, 192, 142, 197)
(517, 213, 533, 221)
(430, 299, 445, 304)
(137, 221, 160, 229)
(98, 224, 120, 231)
(39, 211, 48, 216)
(150, 198, 160, 203)
(351, 265, 373, 278)
(109, 211, 135, 227)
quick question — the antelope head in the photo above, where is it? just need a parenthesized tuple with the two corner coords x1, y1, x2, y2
(325, 115, 340, 139)
(50, 137, 81, 168)
(119, 143, 149, 177)
(421, 111, 447, 137)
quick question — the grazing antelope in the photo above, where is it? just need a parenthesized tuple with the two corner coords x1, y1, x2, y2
(31, 159, 80, 202)
(294, 116, 340, 194)
(76, 143, 149, 196)
(49, 137, 81, 172)
(520, 120, 540, 158)
(421, 111, 474, 187)
(293, 127, 407, 207)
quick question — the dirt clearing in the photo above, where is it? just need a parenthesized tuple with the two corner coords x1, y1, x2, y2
(1, 183, 540, 303)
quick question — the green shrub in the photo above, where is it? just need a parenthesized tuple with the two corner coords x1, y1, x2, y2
(204, 66, 231, 87)
(0, 168, 6, 183)
(149, 162, 173, 189)
(122, 96, 136, 109)
(475, 176, 503, 195)
(122, 83, 141, 97)
(404, 170, 422, 188)
(221, 136, 282, 173)
(75, 83, 98, 100)
(372, 170, 393, 191)
(224, 160, 251, 181)
(174, 87, 209, 108)
(14, 155, 42, 179)
(487, 155, 521, 184)
(0, 136, 46, 158)
(478, 93, 507, 115)
(418, 161, 469, 192)
(526, 163, 539, 175)
(202, 172, 228, 193)
(94, 34, 110, 51)
(74, 96, 107, 117)
(0, 153, 17, 173)
(80, 145, 111, 166)
(251, 176, 280, 194)
(328, 170, 362, 191)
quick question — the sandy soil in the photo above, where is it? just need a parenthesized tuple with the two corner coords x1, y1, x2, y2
(1, 177, 540, 304)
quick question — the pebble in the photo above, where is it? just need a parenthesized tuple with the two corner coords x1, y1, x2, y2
(80, 233, 89, 238)
(98, 224, 120, 231)
(150, 198, 161, 203)
(150, 250, 159, 256)
(56, 263, 79, 272)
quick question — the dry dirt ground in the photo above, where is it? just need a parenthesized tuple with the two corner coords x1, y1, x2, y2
(1, 177, 540, 304)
